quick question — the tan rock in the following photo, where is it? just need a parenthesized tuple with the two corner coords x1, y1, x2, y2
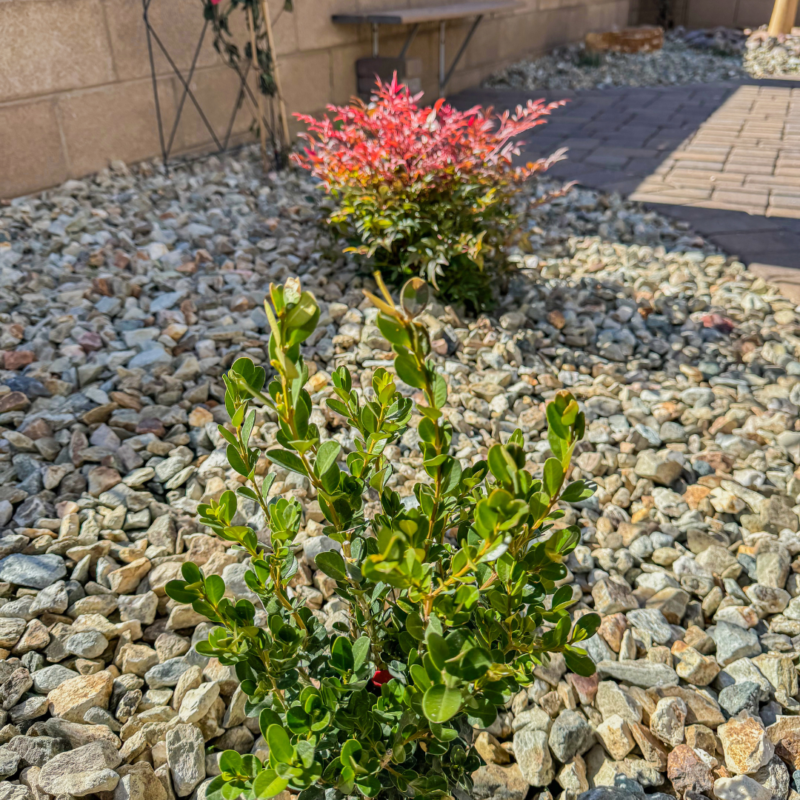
(650, 696, 687, 748)
(188, 407, 214, 427)
(596, 714, 635, 760)
(668, 743, 715, 797)
(630, 722, 669, 770)
(474, 731, 510, 765)
(557, 756, 589, 798)
(767, 716, 800, 769)
(718, 716, 774, 774)
(118, 643, 159, 677)
(107, 558, 152, 594)
(47, 670, 114, 723)
(686, 723, 719, 757)
(648, 685, 726, 728)
(172, 666, 203, 711)
(675, 646, 720, 686)
(471, 763, 528, 800)
(114, 762, 168, 800)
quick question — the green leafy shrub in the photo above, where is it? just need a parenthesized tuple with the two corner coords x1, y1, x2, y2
(166, 275, 599, 800)
(292, 78, 565, 310)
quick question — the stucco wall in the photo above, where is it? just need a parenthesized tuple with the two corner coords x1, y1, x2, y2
(0, 0, 631, 199)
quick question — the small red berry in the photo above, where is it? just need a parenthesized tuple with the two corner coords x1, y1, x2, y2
(372, 669, 392, 686)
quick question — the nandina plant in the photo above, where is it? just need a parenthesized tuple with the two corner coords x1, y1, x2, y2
(166, 276, 599, 800)
(292, 77, 566, 309)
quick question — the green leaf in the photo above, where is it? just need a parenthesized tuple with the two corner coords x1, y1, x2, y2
(561, 480, 594, 502)
(395, 353, 425, 389)
(266, 724, 294, 764)
(217, 426, 239, 448)
(356, 776, 381, 798)
(331, 636, 354, 672)
(164, 581, 200, 604)
(315, 550, 347, 581)
(546, 401, 568, 439)
(340, 739, 362, 770)
(543, 458, 563, 498)
(284, 291, 321, 347)
(422, 685, 462, 723)
(267, 449, 307, 476)
(205, 776, 226, 800)
(458, 647, 492, 681)
(252, 769, 290, 799)
(352, 636, 370, 672)
(432, 374, 447, 409)
(205, 574, 225, 605)
(376, 315, 411, 349)
(426, 631, 448, 671)
(219, 750, 244, 776)
(401, 278, 429, 317)
(563, 646, 596, 677)
(487, 444, 514, 485)
(227, 444, 251, 478)
(261, 473, 276, 499)
(219, 490, 237, 525)
(259, 708, 282, 740)
(242, 410, 256, 447)
(572, 613, 601, 642)
(551, 584, 574, 609)
(406, 612, 425, 641)
(315, 440, 341, 477)
(181, 562, 203, 584)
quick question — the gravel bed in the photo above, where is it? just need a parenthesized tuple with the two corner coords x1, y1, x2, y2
(745, 27, 800, 78)
(2, 146, 800, 800)
(485, 33, 748, 92)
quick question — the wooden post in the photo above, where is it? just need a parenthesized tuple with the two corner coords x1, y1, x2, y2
(769, 0, 799, 35)
(247, 4, 268, 166)
(260, 0, 291, 149)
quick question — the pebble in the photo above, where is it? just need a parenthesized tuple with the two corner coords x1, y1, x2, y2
(745, 27, 800, 78)
(486, 29, 747, 91)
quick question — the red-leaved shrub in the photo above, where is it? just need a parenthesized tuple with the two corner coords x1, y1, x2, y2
(293, 76, 566, 308)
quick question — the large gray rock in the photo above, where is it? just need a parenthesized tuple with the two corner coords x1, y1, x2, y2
(166, 723, 206, 797)
(596, 661, 679, 688)
(38, 740, 121, 796)
(0, 554, 66, 588)
(5, 735, 68, 768)
(548, 710, 595, 762)
(710, 622, 762, 666)
(513, 727, 553, 787)
(144, 657, 193, 689)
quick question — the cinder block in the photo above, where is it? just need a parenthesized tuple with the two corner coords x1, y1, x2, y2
(356, 57, 423, 79)
(0, 100, 68, 198)
(358, 76, 421, 94)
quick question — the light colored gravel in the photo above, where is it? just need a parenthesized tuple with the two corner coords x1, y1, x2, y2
(485, 33, 748, 92)
(1, 146, 800, 800)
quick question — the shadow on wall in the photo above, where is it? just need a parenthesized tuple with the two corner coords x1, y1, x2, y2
(634, 0, 800, 29)
(451, 79, 800, 285)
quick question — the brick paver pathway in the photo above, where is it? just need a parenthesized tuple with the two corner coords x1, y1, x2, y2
(453, 78, 800, 286)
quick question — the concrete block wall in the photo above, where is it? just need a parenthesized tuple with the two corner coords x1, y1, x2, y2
(0, 0, 631, 198)
(633, 0, 798, 28)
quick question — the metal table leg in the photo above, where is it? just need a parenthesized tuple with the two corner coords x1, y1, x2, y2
(441, 14, 484, 94)
(398, 23, 419, 60)
(439, 21, 447, 97)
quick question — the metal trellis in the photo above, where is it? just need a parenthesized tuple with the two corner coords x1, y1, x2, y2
(142, 0, 279, 167)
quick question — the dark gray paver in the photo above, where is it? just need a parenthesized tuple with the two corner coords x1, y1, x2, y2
(452, 78, 800, 271)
